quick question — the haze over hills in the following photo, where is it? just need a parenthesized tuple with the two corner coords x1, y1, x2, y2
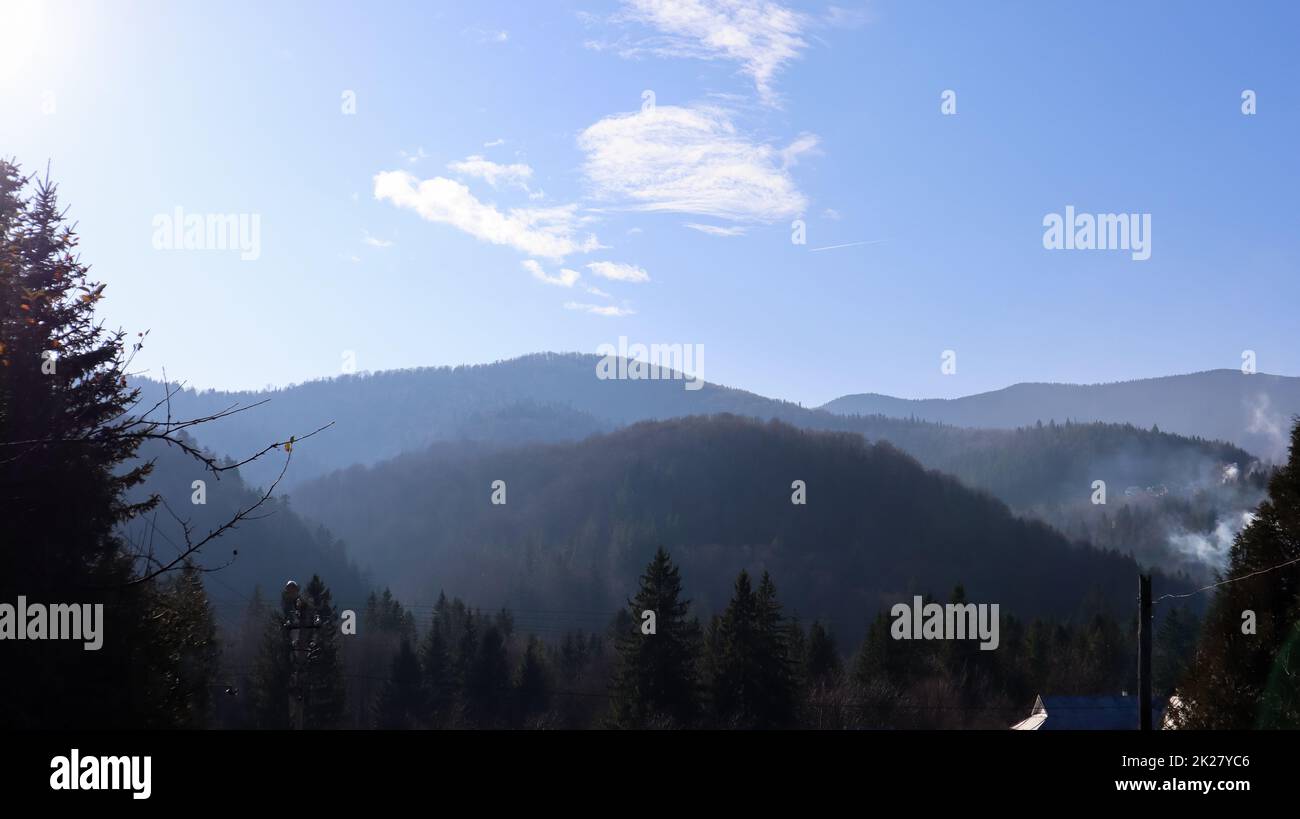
(128, 355, 1265, 581)
(821, 370, 1300, 462)
(119, 438, 370, 623)
(133, 354, 1254, 506)
(291, 415, 1182, 637)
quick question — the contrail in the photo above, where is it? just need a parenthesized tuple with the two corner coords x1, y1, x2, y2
(809, 239, 886, 252)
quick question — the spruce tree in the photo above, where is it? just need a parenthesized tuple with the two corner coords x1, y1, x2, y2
(516, 635, 552, 724)
(464, 624, 510, 726)
(711, 570, 796, 728)
(420, 618, 455, 727)
(0, 160, 304, 727)
(806, 620, 842, 686)
(150, 563, 222, 728)
(374, 639, 425, 729)
(301, 574, 346, 728)
(611, 547, 702, 728)
(1176, 421, 1300, 728)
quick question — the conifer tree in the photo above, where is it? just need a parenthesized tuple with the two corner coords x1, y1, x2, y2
(0, 160, 314, 727)
(374, 639, 425, 729)
(611, 547, 702, 728)
(301, 574, 346, 728)
(420, 618, 455, 726)
(516, 635, 552, 724)
(806, 620, 842, 686)
(1176, 421, 1300, 728)
(149, 563, 222, 728)
(464, 624, 510, 726)
(711, 570, 797, 728)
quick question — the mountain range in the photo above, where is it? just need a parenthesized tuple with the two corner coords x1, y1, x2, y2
(821, 369, 1299, 462)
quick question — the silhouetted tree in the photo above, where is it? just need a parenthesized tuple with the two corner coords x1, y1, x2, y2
(611, 547, 702, 728)
(1177, 421, 1300, 728)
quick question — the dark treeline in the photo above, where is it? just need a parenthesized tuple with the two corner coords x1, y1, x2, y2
(198, 549, 1201, 730)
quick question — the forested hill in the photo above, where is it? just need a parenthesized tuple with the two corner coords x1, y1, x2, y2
(291, 414, 1180, 638)
(821, 369, 1300, 461)
(131, 355, 1252, 513)
(119, 438, 369, 623)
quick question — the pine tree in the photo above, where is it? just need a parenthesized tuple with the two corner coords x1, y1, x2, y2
(0, 160, 302, 727)
(806, 620, 842, 686)
(710, 570, 797, 728)
(149, 563, 222, 728)
(374, 639, 425, 729)
(611, 547, 702, 728)
(516, 635, 552, 724)
(301, 574, 346, 728)
(464, 624, 510, 726)
(1152, 606, 1199, 698)
(251, 590, 294, 729)
(420, 618, 455, 727)
(1177, 421, 1300, 728)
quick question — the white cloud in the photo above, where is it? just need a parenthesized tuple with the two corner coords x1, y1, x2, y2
(362, 230, 393, 248)
(684, 222, 746, 236)
(484, 138, 506, 148)
(373, 170, 600, 260)
(523, 259, 581, 287)
(447, 155, 534, 190)
(584, 284, 614, 298)
(586, 260, 651, 282)
(821, 207, 841, 221)
(579, 104, 812, 222)
(611, 0, 809, 105)
(565, 301, 636, 317)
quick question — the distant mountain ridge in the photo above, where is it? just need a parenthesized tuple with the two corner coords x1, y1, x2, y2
(821, 370, 1300, 461)
(131, 355, 1256, 514)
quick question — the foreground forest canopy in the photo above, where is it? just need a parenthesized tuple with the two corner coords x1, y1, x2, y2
(3, 160, 1300, 729)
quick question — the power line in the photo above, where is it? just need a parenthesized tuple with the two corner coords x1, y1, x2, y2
(1154, 553, 1300, 603)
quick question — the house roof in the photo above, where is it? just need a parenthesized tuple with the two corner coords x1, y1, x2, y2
(1010, 695, 1167, 730)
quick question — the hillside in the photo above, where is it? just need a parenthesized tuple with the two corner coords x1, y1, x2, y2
(821, 370, 1300, 461)
(119, 438, 370, 622)
(290, 415, 1185, 638)
(131, 356, 1254, 515)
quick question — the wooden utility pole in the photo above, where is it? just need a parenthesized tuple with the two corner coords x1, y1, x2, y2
(1138, 574, 1152, 731)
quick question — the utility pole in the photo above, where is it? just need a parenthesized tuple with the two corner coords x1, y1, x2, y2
(1138, 574, 1152, 731)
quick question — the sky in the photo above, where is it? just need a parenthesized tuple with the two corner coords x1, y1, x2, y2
(2, 0, 1298, 406)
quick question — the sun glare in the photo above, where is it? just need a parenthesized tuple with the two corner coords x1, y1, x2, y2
(0, 0, 48, 80)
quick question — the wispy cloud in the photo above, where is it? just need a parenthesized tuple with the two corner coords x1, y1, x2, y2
(483, 138, 506, 148)
(362, 229, 394, 248)
(565, 301, 636, 317)
(823, 4, 870, 29)
(808, 239, 884, 252)
(465, 27, 509, 44)
(684, 222, 746, 237)
(600, 0, 810, 105)
(447, 155, 534, 190)
(399, 146, 430, 164)
(579, 104, 812, 222)
(587, 260, 651, 282)
(523, 259, 581, 287)
(373, 170, 599, 260)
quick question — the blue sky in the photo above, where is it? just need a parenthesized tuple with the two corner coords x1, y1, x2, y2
(3, 0, 1297, 405)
